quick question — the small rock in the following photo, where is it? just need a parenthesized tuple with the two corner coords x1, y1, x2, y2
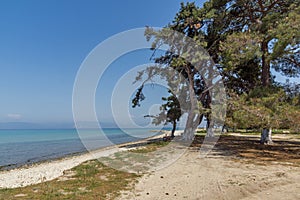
(15, 194, 27, 197)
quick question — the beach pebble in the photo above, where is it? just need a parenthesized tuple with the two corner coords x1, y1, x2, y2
(14, 194, 27, 197)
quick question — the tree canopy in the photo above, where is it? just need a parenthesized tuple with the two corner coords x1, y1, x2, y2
(132, 0, 300, 137)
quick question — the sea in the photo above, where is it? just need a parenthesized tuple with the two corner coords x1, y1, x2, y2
(0, 128, 164, 170)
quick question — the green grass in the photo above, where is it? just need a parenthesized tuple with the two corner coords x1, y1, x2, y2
(0, 140, 171, 199)
(196, 129, 206, 135)
(100, 140, 171, 172)
(0, 160, 140, 200)
(129, 140, 170, 153)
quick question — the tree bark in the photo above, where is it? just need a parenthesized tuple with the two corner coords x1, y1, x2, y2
(182, 65, 200, 141)
(183, 108, 199, 140)
(260, 128, 273, 144)
(261, 40, 270, 87)
(171, 121, 176, 138)
(206, 118, 214, 137)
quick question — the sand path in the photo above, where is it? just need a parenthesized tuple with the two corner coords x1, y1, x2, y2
(118, 151, 300, 200)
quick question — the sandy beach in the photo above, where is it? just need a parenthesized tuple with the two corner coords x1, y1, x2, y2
(116, 133, 300, 200)
(1, 133, 299, 200)
(0, 130, 176, 189)
(117, 150, 300, 200)
(0, 146, 126, 188)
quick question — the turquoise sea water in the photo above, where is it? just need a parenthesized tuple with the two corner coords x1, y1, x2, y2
(0, 128, 162, 169)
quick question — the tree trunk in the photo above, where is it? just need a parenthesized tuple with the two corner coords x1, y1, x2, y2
(171, 121, 176, 138)
(205, 66, 214, 137)
(221, 125, 228, 133)
(261, 40, 270, 87)
(260, 128, 273, 144)
(182, 65, 199, 141)
(206, 118, 214, 137)
(183, 110, 198, 140)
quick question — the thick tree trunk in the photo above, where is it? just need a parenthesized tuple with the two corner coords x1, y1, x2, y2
(261, 40, 270, 87)
(183, 110, 198, 140)
(182, 66, 200, 141)
(260, 128, 273, 144)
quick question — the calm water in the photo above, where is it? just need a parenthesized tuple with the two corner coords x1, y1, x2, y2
(0, 128, 162, 169)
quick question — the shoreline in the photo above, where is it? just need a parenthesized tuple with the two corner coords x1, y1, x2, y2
(1, 132, 299, 199)
(0, 150, 88, 172)
(0, 145, 121, 188)
(0, 129, 173, 172)
(0, 130, 175, 188)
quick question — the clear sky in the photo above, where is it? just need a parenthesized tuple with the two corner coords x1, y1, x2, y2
(0, 0, 196, 128)
(0, 1, 298, 129)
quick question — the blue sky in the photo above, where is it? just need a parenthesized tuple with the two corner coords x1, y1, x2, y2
(0, 0, 298, 128)
(0, 0, 194, 128)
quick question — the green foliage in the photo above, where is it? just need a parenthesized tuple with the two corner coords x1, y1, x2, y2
(144, 92, 182, 136)
(132, 85, 145, 108)
(220, 33, 262, 67)
(226, 87, 300, 131)
(153, 93, 181, 125)
(271, 3, 300, 77)
(210, 0, 300, 89)
(133, 0, 300, 133)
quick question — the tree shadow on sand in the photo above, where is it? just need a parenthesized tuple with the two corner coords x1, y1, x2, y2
(191, 135, 300, 166)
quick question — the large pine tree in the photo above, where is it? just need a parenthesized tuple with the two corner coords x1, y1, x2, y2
(132, 0, 300, 141)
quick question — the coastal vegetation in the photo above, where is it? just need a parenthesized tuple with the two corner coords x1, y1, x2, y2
(132, 0, 300, 144)
(0, 0, 299, 199)
(0, 160, 139, 200)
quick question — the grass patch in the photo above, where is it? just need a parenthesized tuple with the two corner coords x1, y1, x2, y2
(98, 140, 173, 173)
(238, 132, 260, 135)
(0, 160, 140, 200)
(129, 140, 170, 153)
(0, 140, 171, 199)
(196, 129, 206, 135)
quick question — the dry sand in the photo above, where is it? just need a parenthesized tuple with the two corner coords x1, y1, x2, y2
(0, 147, 125, 188)
(117, 133, 300, 200)
(118, 150, 300, 200)
(1, 132, 299, 200)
